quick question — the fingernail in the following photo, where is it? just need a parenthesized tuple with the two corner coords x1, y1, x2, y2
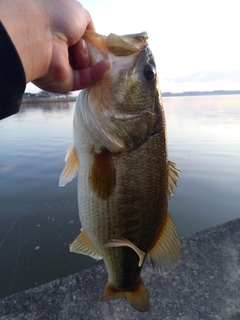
(81, 40, 88, 56)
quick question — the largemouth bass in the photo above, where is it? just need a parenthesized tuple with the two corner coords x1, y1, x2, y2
(59, 30, 180, 312)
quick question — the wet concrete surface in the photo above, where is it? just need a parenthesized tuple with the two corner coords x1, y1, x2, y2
(1, 218, 240, 320)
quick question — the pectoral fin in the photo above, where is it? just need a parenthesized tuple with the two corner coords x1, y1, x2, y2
(168, 161, 180, 199)
(70, 228, 102, 260)
(148, 212, 180, 275)
(104, 237, 145, 267)
(89, 148, 115, 199)
(59, 146, 78, 187)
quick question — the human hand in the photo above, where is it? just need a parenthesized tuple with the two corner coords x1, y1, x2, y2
(0, 0, 110, 93)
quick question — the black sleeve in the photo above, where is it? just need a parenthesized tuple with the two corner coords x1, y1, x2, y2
(0, 21, 26, 120)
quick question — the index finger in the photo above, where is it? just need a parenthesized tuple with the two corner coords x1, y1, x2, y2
(86, 18, 96, 32)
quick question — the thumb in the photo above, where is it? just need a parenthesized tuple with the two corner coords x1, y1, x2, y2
(72, 59, 111, 91)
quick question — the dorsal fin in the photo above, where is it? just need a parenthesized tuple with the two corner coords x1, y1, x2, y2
(104, 237, 145, 267)
(59, 146, 78, 187)
(70, 228, 102, 260)
(168, 161, 180, 199)
(89, 148, 115, 199)
(148, 211, 180, 275)
(101, 278, 150, 312)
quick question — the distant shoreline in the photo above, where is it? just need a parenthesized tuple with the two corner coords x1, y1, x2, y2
(21, 97, 76, 103)
(162, 90, 240, 97)
(21, 90, 240, 103)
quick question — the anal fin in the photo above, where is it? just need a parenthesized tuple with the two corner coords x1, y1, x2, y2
(59, 146, 79, 187)
(89, 148, 115, 199)
(70, 228, 102, 260)
(101, 279, 150, 312)
(148, 211, 180, 275)
(104, 237, 145, 267)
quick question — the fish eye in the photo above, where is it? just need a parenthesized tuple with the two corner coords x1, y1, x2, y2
(143, 64, 155, 80)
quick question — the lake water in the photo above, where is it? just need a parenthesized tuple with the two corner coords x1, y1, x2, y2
(0, 95, 240, 299)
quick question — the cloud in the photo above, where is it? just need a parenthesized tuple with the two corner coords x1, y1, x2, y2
(163, 69, 240, 83)
(160, 69, 240, 93)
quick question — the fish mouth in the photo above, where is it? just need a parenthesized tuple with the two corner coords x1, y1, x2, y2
(106, 32, 148, 56)
(83, 31, 149, 64)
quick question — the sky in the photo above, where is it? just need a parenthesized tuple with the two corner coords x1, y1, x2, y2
(26, 0, 240, 94)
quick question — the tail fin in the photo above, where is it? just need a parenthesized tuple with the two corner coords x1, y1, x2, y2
(101, 279, 150, 312)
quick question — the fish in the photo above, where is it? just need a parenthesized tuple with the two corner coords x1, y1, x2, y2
(59, 30, 180, 312)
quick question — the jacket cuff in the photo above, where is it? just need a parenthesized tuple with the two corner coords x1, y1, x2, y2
(0, 20, 26, 120)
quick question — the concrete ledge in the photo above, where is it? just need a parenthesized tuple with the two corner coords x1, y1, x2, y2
(1, 219, 240, 320)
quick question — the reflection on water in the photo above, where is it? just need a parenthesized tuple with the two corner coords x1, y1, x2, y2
(166, 95, 240, 236)
(0, 96, 240, 299)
